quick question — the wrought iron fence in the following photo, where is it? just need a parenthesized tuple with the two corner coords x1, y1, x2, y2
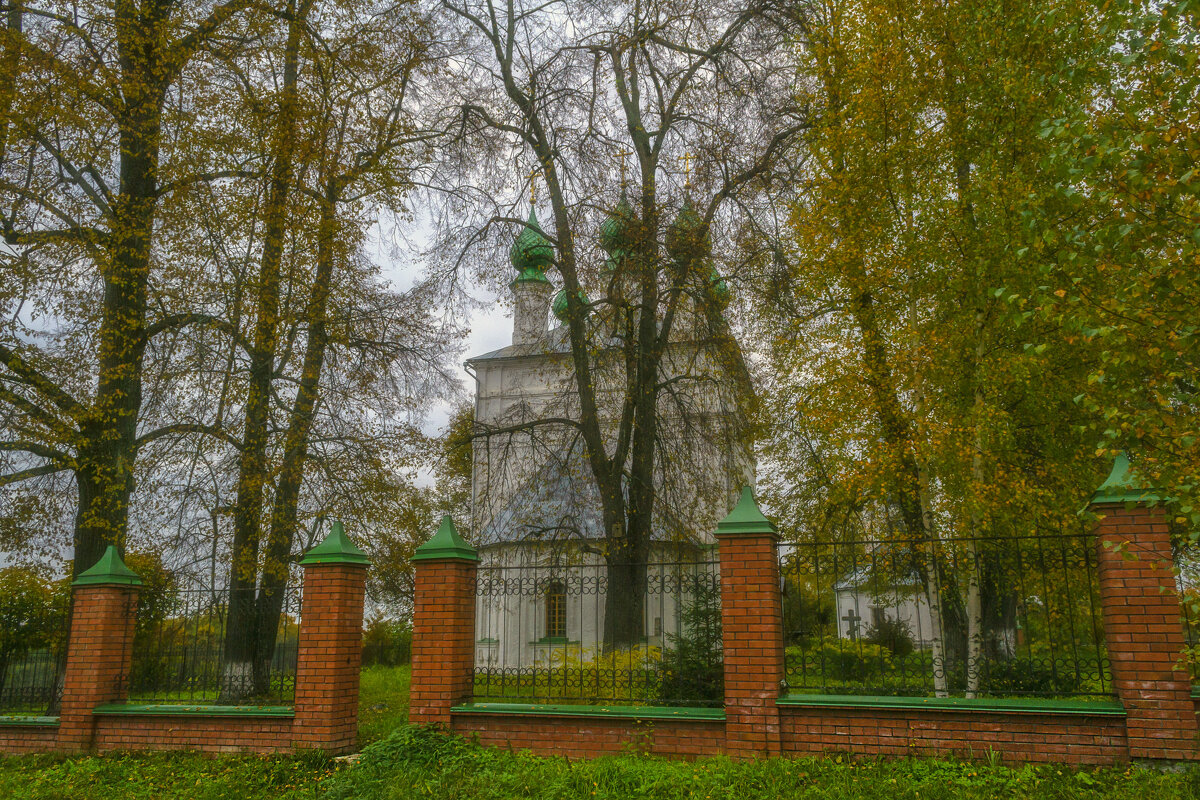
(780, 531, 1112, 699)
(128, 580, 301, 705)
(472, 555, 722, 707)
(0, 613, 70, 715)
(1177, 541, 1199, 681)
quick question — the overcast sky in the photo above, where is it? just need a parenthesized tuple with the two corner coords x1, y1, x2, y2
(375, 212, 516, 485)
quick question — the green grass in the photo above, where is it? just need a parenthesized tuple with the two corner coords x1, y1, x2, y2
(357, 665, 410, 745)
(4, 725, 1196, 800)
(1, 664, 1198, 799)
(326, 726, 1200, 800)
(0, 750, 336, 800)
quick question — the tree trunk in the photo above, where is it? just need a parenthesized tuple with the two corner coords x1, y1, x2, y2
(600, 184, 663, 649)
(223, 0, 309, 701)
(938, 12, 988, 699)
(0, 2, 22, 169)
(249, 189, 337, 694)
(602, 510, 652, 649)
(603, 557, 648, 650)
(964, 381, 987, 697)
(915, 461, 950, 697)
(853, 289, 950, 695)
(963, 537, 984, 697)
(67, 9, 167, 576)
(964, 319, 988, 698)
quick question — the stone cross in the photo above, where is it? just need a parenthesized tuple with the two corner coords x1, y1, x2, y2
(842, 609, 862, 640)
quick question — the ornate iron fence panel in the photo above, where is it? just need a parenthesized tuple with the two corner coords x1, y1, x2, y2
(780, 530, 1112, 699)
(127, 578, 301, 706)
(472, 555, 722, 707)
(0, 612, 69, 715)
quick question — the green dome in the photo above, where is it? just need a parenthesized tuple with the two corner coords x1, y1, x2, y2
(708, 266, 730, 306)
(552, 287, 589, 321)
(599, 195, 638, 255)
(510, 209, 555, 279)
(665, 199, 711, 264)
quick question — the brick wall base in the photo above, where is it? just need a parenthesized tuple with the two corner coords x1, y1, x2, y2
(91, 714, 296, 754)
(451, 713, 727, 759)
(0, 531, 369, 758)
(0, 715, 297, 756)
(0, 724, 60, 755)
(779, 706, 1128, 765)
(447, 705, 1149, 766)
(406, 487, 1200, 767)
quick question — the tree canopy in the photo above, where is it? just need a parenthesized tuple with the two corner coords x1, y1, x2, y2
(0, 0, 1196, 665)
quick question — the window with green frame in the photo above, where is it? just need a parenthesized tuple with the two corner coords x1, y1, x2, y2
(546, 580, 566, 639)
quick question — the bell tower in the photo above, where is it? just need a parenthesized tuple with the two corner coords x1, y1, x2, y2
(509, 209, 554, 345)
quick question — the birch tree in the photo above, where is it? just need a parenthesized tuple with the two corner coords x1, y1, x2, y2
(763, 0, 1105, 695)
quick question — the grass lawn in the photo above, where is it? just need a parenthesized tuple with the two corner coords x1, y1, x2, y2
(1, 664, 1198, 799)
(357, 665, 411, 745)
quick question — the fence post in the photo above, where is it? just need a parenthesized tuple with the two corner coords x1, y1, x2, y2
(293, 521, 370, 754)
(56, 546, 141, 753)
(715, 487, 785, 758)
(1091, 454, 1199, 762)
(410, 516, 478, 727)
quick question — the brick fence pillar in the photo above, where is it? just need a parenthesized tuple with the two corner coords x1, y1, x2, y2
(1091, 453, 1199, 762)
(715, 487, 785, 758)
(57, 546, 142, 752)
(293, 521, 370, 754)
(410, 516, 478, 727)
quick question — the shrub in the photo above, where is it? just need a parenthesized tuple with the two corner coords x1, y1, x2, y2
(0, 567, 68, 707)
(781, 580, 835, 647)
(657, 576, 723, 705)
(981, 656, 1083, 696)
(363, 615, 413, 667)
(864, 615, 916, 659)
(541, 644, 663, 702)
(786, 637, 894, 684)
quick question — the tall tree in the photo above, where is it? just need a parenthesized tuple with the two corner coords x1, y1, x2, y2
(1024, 0, 1199, 527)
(222, 0, 313, 695)
(763, 0, 1107, 693)
(216, 0, 452, 696)
(440, 0, 806, 646)
(0, 0, 256, 576)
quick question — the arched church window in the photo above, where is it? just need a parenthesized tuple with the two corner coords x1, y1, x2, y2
(546, 580, 566, 639)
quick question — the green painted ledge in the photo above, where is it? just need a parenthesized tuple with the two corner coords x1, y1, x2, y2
(92, 703, 294, 718)
(0, 715, 59, 726)
(778, 694, 1126, 716)
(451, 702, 725, 721)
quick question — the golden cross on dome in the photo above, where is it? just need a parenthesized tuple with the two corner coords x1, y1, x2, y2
(527, 167, 539, 205)
(617, 149, 633, 190)
(680, 152, 695, 188)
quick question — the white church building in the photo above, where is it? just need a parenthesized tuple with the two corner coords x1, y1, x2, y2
(465, 203, 753, 670)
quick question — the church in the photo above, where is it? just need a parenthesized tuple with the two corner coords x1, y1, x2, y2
(465, 202, 754, 670)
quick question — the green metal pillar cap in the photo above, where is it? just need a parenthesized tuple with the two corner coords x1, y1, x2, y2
(72, 545, 143, 587)
(412, 515, 479, 562)
(1092, 452, 1163, 504)
(300, 521, 370, 566)
(716, 486, 778, 537)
